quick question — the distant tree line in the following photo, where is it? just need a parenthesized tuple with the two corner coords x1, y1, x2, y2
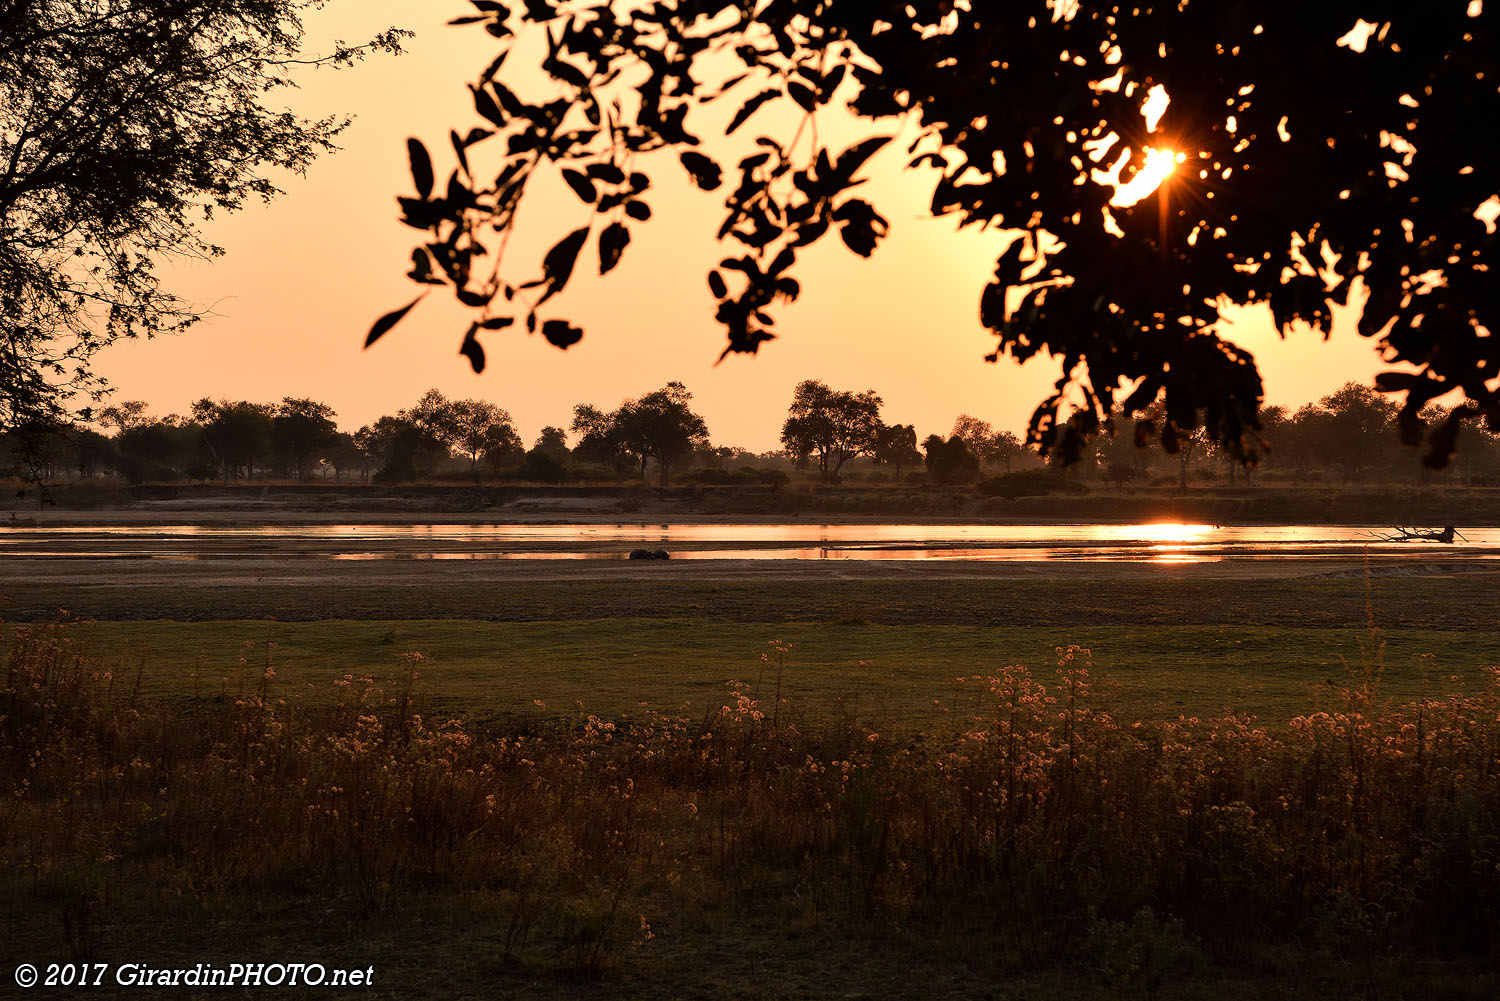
(6, 381, 1499, 489)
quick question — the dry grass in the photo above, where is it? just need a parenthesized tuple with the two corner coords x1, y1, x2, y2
(3, 623, 1498, 995)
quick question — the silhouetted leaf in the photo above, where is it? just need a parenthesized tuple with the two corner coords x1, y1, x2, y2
(450, 130, 470, 176)
(540, 227, 589, 298)
(407, 138, 434, 200)
(599, 222, 630, 275)
(562, 168, 597, 203)
(834, 136, 892, 182)
(624, 200, 652, 221)
(480, 316, 515, 330)
(708, 271, 728, 298)
(544, 53, 589, 88)
(679, 151, 723, 191)
(586, 163, 625, 183)
(366, 295, 424, 348)
(459, 324, 486, 373)
(787, 80, 816, 112)
(726, 89, 780, 134)
(831, 199, 888, 257)
(542, 319, 583, 349)
(406, 249, 445, 285)
(471, 85, 507, 127)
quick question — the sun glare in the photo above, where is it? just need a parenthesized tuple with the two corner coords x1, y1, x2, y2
(1135, 522, 1213, 545)
(1109, 147, 1184, 208)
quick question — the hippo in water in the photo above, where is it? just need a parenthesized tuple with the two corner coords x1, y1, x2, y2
(627, 548, 673, 560)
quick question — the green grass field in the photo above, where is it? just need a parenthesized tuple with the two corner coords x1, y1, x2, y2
(7, 569, 1500, 999)
(48, 616, 1500, 727)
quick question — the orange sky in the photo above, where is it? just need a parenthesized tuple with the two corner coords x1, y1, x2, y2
(93, 1, 1387, 452)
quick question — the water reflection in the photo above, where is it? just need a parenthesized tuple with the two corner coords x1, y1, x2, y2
(4, 522, 1498, 564)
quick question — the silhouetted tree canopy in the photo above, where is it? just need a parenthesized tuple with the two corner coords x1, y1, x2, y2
(781, 380, 882, 482)
(572, 381, 709, 484)
(0, 1, 406, 432)
(873, 422, 921, 478)
(272, 397, 338, 483)
(923, 433, 981, 486)
(378, 0, 1498, 469)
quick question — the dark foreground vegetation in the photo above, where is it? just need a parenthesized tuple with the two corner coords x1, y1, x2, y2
(5, 624, 1497, 999)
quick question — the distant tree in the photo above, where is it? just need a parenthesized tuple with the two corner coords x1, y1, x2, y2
(2, 3, 405, 439)
(448, 398, 522, 478)
(69, 426, 113, 479)
(533, 426, 571, 458)
(991, 431, 1026, 474)
(614, 382, 711, 486)
(272, 398, 338, 483)
(97, 401, 151, 435)
(397, 389, 461, 474)
(780, 381, 883, 483)
(191, 399, 273, 480)
(570, 403, 631, 479)
(356, 415, 425, 482)
(1255, 405, 1291, 480)
(515, 448, 568, 483)
(950, 415, 998, 464)
(115, 422, 186, 482)
(696, 444, 738, 470)
(873, 423, 921, 480)
(1097, 409, 1151, 484)
(569, 385, 709, 485)
(325, 431, 365, 482)
(923, 434, 980, 487)
(1317, 382, 1399, 482)
(1280, 404, 1332, 482)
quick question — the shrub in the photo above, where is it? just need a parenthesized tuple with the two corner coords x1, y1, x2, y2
(978, 470, 1090, 498)
(513, 450, 568, 484)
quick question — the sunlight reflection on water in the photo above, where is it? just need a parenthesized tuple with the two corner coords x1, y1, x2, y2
(3, 522, 1498, 564)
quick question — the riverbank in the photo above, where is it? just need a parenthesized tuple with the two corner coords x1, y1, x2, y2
(10, 480, 1500, 526)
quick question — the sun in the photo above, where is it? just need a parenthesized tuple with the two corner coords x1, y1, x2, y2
(1110, 147, 1186, 208)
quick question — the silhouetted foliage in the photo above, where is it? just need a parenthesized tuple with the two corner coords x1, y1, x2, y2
(873, 423, 922, 480)
(515, 448, 568, 483)
(781, 380, 882, 483)
(191, 399, 274, 481)
(382, 0, 1499, 470)
(533, 425, 571, 458)
(271, 398, 338, 483)
(450, 397, 524, 477)
(923, 434, 981, 486)
(978, 470, 1091, 500)
(572, 382, 709, 485)
(0, 2, 406, 435)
